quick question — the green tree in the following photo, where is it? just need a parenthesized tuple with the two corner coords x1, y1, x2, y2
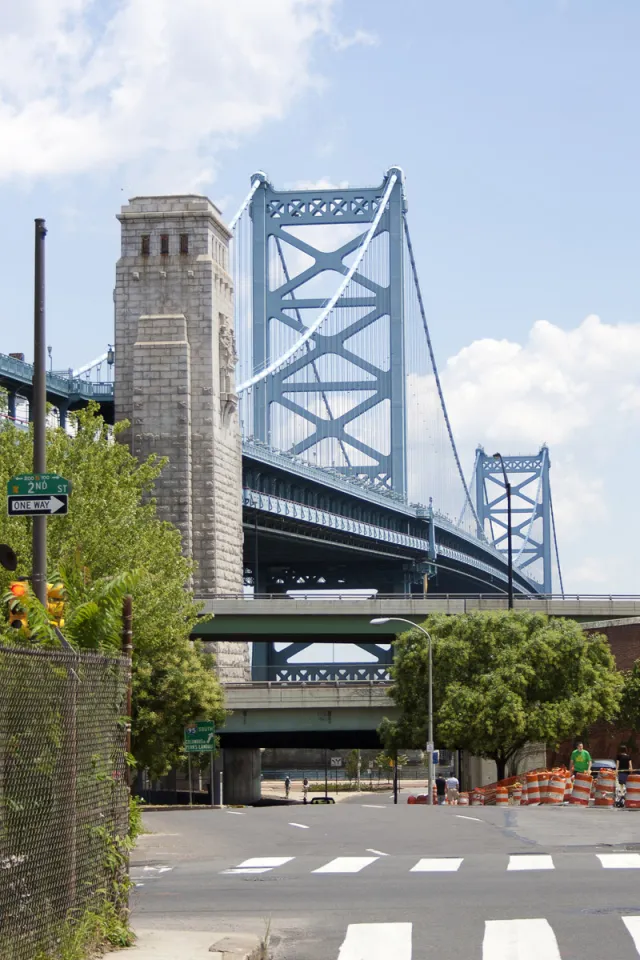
(384, 611, 623, 781)
(0, 405, 225, 777)
(619, 660, 640, 732)
(344, 749, 360, 782)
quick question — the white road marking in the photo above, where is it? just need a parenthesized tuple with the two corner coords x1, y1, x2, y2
(361, 804, 386, 809)
(337, 922, 412, 959)
(623, 917, 640, 953)
(222, 856, 293, 875)
(366, 848, 388, 856)
(483, 919, 561, 959)
(456, 815, 483, 822)
(227, 811, 245, 815)
(288, 822, 310, 829)
(314, 856, 379, 874)
(597, 853, 640, 869)
(507, 855, 554, 871)
(411, 858, 463, 872)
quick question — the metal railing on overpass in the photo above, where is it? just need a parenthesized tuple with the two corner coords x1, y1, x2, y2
(250, 663, 391, 682)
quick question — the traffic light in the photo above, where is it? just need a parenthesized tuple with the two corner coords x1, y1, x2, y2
(8, 580, 29, 633)
(46, 583, 65, 628)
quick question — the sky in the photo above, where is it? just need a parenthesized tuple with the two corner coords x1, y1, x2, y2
(1, 0, 640, 593)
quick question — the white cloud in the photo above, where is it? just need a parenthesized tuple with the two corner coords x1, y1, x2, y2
(439, 315, 640, 591)
(0, 0, 371, 189)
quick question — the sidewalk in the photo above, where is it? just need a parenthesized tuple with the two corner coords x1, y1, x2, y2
(115, 929, 263, 959)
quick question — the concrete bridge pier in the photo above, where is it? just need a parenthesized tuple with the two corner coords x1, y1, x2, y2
(223, 748, 262, 805)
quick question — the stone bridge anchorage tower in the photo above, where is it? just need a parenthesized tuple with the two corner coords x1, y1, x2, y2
(114, 195, 249, 681)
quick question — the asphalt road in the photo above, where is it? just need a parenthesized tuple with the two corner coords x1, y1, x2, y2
(131, 796, 640, 959)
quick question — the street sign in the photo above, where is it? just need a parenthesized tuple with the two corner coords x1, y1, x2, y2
(184, 720, 216, 753)
(8, 495, 68, 517)
(7, 473, 70, 497)
(330, 756, 343, 768)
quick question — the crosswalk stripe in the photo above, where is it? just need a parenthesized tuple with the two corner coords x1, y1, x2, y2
(483, 919, 561, 959)
(623, 917, 640, 954)
(597, 853, 640, 869)
(337, 922, 412, 959)
(508, 855, 554, 871)
(314, 856, 379, 874)
(222, 856, 293, 875)
(410, 857, 463, 872)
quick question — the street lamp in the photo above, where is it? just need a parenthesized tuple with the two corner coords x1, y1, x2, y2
(493, 452, 513, 610)
(370, 617, 435, 806)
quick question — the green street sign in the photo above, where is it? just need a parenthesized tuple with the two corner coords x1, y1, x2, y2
(184, 720, 216, 753)
(7, 474, 70, 498)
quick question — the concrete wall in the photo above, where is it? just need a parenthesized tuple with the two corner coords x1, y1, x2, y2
(114, 195, 249, 681)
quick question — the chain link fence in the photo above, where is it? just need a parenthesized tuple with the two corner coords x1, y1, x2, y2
(0, 645, 130, 960)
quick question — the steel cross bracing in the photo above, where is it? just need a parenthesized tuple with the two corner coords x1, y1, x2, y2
(474, 446, 552, 593)
(248, 169, 407, 493)
(252, 640, 393, 682)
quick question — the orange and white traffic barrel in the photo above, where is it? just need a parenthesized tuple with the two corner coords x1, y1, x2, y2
(458, 792, 470, 806)
(569, 771, 592, 805)
(471, 791, 485, 806)
(526, 772, 540, 805)
(520, 780, 528, 805)
(511, 784, 522, 805)
(496, 786, 509, 807)
(564, 776, 573, 802)
(594, 769, 616, 807)
(547, 775, 565, 805)
(625, 774, 640, 809)
(538, 773, 550, 804)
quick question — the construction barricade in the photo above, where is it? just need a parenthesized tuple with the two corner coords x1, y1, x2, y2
(625, 774, 640, 809)
(594, 769, 616, 807)
(547, 775, 566, 805)
(526, 772, 540, 805)
(496, 786, 509, 807)
(569, 771, 593, 806)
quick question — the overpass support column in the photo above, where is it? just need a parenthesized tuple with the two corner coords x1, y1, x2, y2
(7, 392, 16, 420)
(223, 748, 262, 805)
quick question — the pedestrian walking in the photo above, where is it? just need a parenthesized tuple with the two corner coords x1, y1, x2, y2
(284, 775, 291, 799)
(570, 742, 592, 776)
(616, 745, 633, 786)
(303, 777, 309, 804)
(445, 773, 460, 805)
(435, 774, 447, 805)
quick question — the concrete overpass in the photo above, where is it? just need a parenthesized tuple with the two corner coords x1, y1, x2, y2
(219, 680, 398, 804)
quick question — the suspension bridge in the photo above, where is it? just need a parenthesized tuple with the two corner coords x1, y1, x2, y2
(0, 168, 564, 683)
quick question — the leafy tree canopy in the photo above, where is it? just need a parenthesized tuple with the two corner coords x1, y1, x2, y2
(619, 659, 640, 733)
(383, 610, 623, 780)
(0, 404, 225, 777)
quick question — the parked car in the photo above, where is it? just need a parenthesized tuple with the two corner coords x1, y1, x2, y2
(590, 758, 616, 779)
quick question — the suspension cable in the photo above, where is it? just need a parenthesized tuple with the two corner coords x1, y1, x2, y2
(550, 490, 565, 596)
(403, 211, 481, 533)
(229, 175, 264, 232)
(237, 172, 398, 394)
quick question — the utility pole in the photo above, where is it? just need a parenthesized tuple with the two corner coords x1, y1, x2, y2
(32, 219, 47, 606)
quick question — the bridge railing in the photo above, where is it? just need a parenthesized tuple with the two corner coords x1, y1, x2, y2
(208, 592, 640, 601)
(250, 663, 391, 682)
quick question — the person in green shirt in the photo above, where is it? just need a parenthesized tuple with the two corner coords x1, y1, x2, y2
(570, 742, 592, 775)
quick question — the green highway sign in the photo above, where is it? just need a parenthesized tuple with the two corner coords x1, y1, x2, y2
(184, 720, 216, 753)
(7, 474, 70, 498)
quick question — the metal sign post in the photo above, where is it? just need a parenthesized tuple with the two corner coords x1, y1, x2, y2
(184, 722, 216, 808)
(32, 220, 47, 606)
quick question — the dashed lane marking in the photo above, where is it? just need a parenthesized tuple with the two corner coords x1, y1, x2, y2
(288, 822, 310, 829)
(366, 848, 388, 856)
